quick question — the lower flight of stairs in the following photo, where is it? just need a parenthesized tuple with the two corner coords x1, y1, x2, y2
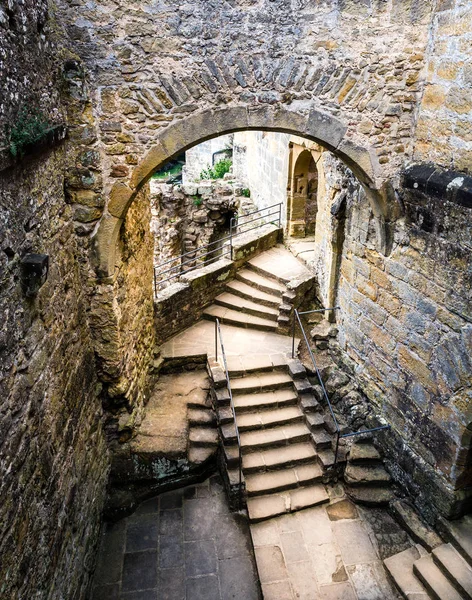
(202, 261, 295, 333)
(208, 356, 343, 522)
(344, 439, 394, 507)
(384, 514, 472, 599)
(187, 388, 218, 465)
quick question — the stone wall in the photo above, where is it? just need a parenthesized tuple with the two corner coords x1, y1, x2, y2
(335, 167, 472, 520)
(0, 3, 110, 599)
(233, 131, 290, 214)
(414, 0, 472, 172)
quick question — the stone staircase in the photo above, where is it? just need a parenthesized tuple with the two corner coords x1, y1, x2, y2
(187, 395, 218, 466)
(209, 356, 337, 522)
(202, 255, 296, 333)
(344, 439, 394, 506)
(384, 515, 472, 599)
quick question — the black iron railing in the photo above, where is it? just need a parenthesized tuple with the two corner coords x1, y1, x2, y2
(292, 307, 390, 464)
(153, 202, 282, 295)
(214, 318, 243, 509)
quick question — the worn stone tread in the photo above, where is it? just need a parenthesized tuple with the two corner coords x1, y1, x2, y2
(438, 516, 472, 568)
(247, 483, 329, 522)
(312, 430, 332, 450)
(236, 406, 304, 431)
(203, 304, 277, 331)
(384, 546, 431, 600)
(242, 442, 317, 473)
(188, 408, 216, 426)
(413, 555, 463, 600)
(188, 445, 217, 465)
(344, 463, 391, 486)
(346, 485, 393, 506)
(245, 463, 322, 496)
(225, 279, 281, 308)
(234, 389, 298, 411)
(433, 543, 472, 599)
(306, 412, 325, 430)
(240, 422, 311, 450)
(188, 426, 219, 446)
(391, 500, 442, 552)
(349, 442, 381, 463)
(215, 292, 279, 321)
(231, 371, 293, 394)
(236, 268, 285, 295)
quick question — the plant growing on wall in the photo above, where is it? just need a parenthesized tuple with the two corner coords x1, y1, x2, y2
(192, 195, 203, 206)
(241, 188, 251, 198)
(199, 158, 232, 180)
(5, 106, 51, 157)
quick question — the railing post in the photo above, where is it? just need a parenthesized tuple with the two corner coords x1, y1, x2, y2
(215, 319, 218, 362)
(278, 202, 281, 228)
(153, 268, 157, 298)
(334, 431, 340, 466)
(229, 217, 233, 261)
(291, 310, 296, 359)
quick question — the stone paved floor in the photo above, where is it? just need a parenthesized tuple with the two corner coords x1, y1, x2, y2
(250, 484, 407, 600)
(161, 320, 299, 361)
(90, 475, 261, 600)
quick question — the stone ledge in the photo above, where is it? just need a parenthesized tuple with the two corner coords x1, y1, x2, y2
(403, 164, 472, 209)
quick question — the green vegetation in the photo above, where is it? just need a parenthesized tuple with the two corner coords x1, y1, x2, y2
(5, 107, 50, 157)
(241, 188, 251, 198)
(199, 158, 232, 180)
(152, 162, 183, 180)
(192, 195, 203, 207)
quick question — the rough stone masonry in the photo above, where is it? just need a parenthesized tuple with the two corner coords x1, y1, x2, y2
(0, 0, 471, 598)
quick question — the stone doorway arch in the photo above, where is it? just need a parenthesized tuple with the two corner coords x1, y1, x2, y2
(92, 105, 393, 279)
(287, 148, 319, 238)
(456, 425, 472, 491)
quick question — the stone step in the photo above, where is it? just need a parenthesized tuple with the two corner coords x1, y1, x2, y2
(433, 543, 472, 599)
(233, 388, 298, 413)
(247, 483, 329, 523)
(299, 393, 321, 413)
(438, 516, 472, 568)
(247, 256, 292, 285)
(344, 463, 391, 487)
(349, 442, 381, 464)
(231, 371, 293, 395)
(225, 279, 281, 309)
(236, 268, 285, 297)
(226, 354, 286, 377)
(413, 555, 464, 600)
(242, 442, 317, 473)
(305, 412, 326, 431)
(240, 422, 311, 451)
(188, 408, 216, 426)
(202, 305, 277, 332)
(346, 485, 393, 506)
(214, 292, 279, 322)
(236, 406, 305, 431)
(189, 445, 216, 465)
(189, 427, 219, 447)
(245, 464, 323, 497)
(312, 431, 333, 450)
(384, 546, 431, 600)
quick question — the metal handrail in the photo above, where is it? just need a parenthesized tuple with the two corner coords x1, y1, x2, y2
(154, 202, 282, 294)
(214, 318, 243, 509)
(291, 307, 390, 464)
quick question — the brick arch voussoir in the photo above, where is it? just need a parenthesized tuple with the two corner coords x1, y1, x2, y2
(92, 104, 388, 279)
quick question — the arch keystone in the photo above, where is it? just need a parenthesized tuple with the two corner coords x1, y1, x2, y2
(305, 108, 347, 152)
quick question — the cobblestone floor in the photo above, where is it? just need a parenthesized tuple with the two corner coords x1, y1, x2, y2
(89, 475, 261, 600)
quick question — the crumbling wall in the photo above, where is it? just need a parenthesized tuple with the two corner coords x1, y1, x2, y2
(0, 4, 108, 599)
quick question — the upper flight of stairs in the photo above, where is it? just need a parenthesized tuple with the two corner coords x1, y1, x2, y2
(384, 514, 472, 600)
(202, 258, 295, 333)
(209, 356, 340, 523)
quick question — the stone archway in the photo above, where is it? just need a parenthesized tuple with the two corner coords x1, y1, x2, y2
(92, 105, 392, 280)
